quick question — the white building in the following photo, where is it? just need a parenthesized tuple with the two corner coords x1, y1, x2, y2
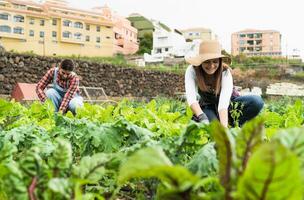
(145, 20, 199, 63)
(151, 21, 188, 57)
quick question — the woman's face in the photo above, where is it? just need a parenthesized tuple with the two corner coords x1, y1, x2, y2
(202, 58, 220, 75)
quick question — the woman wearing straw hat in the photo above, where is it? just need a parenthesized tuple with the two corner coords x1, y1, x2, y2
(185, 40, 264, 127)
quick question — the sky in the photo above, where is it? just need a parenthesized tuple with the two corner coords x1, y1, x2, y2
(69, 0, 304, 58)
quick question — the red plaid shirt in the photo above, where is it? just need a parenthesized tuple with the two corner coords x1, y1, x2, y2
(36, 67, 80, 112)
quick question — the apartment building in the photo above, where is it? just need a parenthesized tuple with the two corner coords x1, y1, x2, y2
(180, 27, 218, 42)
(0, 0, 115, 57)
(98, 6, 138, 55)
(231, 29, 281, 57)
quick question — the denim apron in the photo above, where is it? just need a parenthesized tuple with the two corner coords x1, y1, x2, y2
(53, 67, 69, 97)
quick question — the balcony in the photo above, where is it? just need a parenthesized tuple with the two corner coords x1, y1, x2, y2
(0, 25, 25, 39)
(60, 33, 84, 44)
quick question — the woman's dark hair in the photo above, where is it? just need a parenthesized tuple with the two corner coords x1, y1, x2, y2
(60, 59, 74, 71)
(194, 58, 229, 96)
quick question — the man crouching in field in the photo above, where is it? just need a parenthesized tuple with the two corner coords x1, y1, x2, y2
(36, 59, 83, 114)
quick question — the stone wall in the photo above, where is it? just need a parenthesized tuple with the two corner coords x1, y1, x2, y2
(0, 52, 184, 98)
(1, 51, 303, 99)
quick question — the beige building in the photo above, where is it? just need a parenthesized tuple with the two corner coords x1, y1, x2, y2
(180, 27, 218, 42)
(231, 29, 281, 57)
(0, 0, 115, 57)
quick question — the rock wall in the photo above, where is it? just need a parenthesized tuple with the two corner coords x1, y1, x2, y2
(0, 52, 184, 98)
(1, 51, 302, 98)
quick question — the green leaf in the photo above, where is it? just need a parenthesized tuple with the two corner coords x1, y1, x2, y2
(19, 147, 44, 177)
(237, 142, 302, 200)
(272, 127, 304, 169)
(0, 141, 17, 163)
(73, 153, 111, 182)
(211, 121, 234, 199)
(118, 146, 172, 184)
(118, 147, 200, 199)
(186, 143, 218, 177)
(0, 161, 28, 199)
(235, 117, 264, 174)
(83, 124, 123, 154)
(48, 178, 72, 198)
(48, 138, 73, 170)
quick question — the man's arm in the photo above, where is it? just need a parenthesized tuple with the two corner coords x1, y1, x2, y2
(59, 76, 79, 112)
(36, 68, 54, 102)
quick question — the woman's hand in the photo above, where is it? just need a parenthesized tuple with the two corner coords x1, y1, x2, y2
(192, 112, 209, 124)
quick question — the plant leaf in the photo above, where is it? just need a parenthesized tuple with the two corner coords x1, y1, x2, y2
(237, 142, 302, 200)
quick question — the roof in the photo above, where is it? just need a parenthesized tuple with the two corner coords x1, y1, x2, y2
(180, 27, 211, 32)
(233, 29, 280, 34)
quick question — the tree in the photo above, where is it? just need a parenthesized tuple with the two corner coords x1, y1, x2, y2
(137, 33, 153, 55)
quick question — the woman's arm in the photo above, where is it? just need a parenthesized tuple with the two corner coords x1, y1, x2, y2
(185, 65, 204, 117)
(218, 69, 233, 127)
(218, 109, 228, 127)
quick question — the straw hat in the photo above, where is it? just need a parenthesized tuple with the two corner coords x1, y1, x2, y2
(186, 40, 231, 66)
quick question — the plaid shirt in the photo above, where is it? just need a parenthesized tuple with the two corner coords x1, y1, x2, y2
(36, 67, 80, 112)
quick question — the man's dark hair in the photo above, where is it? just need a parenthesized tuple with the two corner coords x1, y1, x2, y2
(61, 59, 74, 71)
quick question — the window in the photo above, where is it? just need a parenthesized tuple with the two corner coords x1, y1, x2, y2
(239, 40, 245, 45)
(255, 33, 262, 38)
(40, 19, 45, 26)
(256, 40, 262, 45)
(13, 27, 24, 34)
(156, 48, 162, 53)
(74, 22, 83, 29)
(196, 32, 200, 36)
(247, 47, 254, 51)
(240, 47, 246, 52)
(74, 33, 82, 40)
(29, 30, 34, 36)
(165, 47, 169, 52)
(63, 20, 72, 27)
(13, 15, 24, 22)
(115, 33, 120, 39)
(40, 31, 44, 38)
(86, 35, 90, 42)
(86, 24, 90, 30)
(189, 32, 193, 36)
(13, 4, 26, 9)
(0, 13, 9, 20)
(0, 25, 11, 33)
(247, 34, 254, 38)
(247, 40, 254, 45)
(52, 31, 57, 37)
(29, 18, 34, 25)
(62, 31, 72, 38)
(52, 19, 57, 25)
(255, 47, 262, 51)
(240, 34, 246, 38)
(96, 37, 100, 43)
(96, 26, 100, 32)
